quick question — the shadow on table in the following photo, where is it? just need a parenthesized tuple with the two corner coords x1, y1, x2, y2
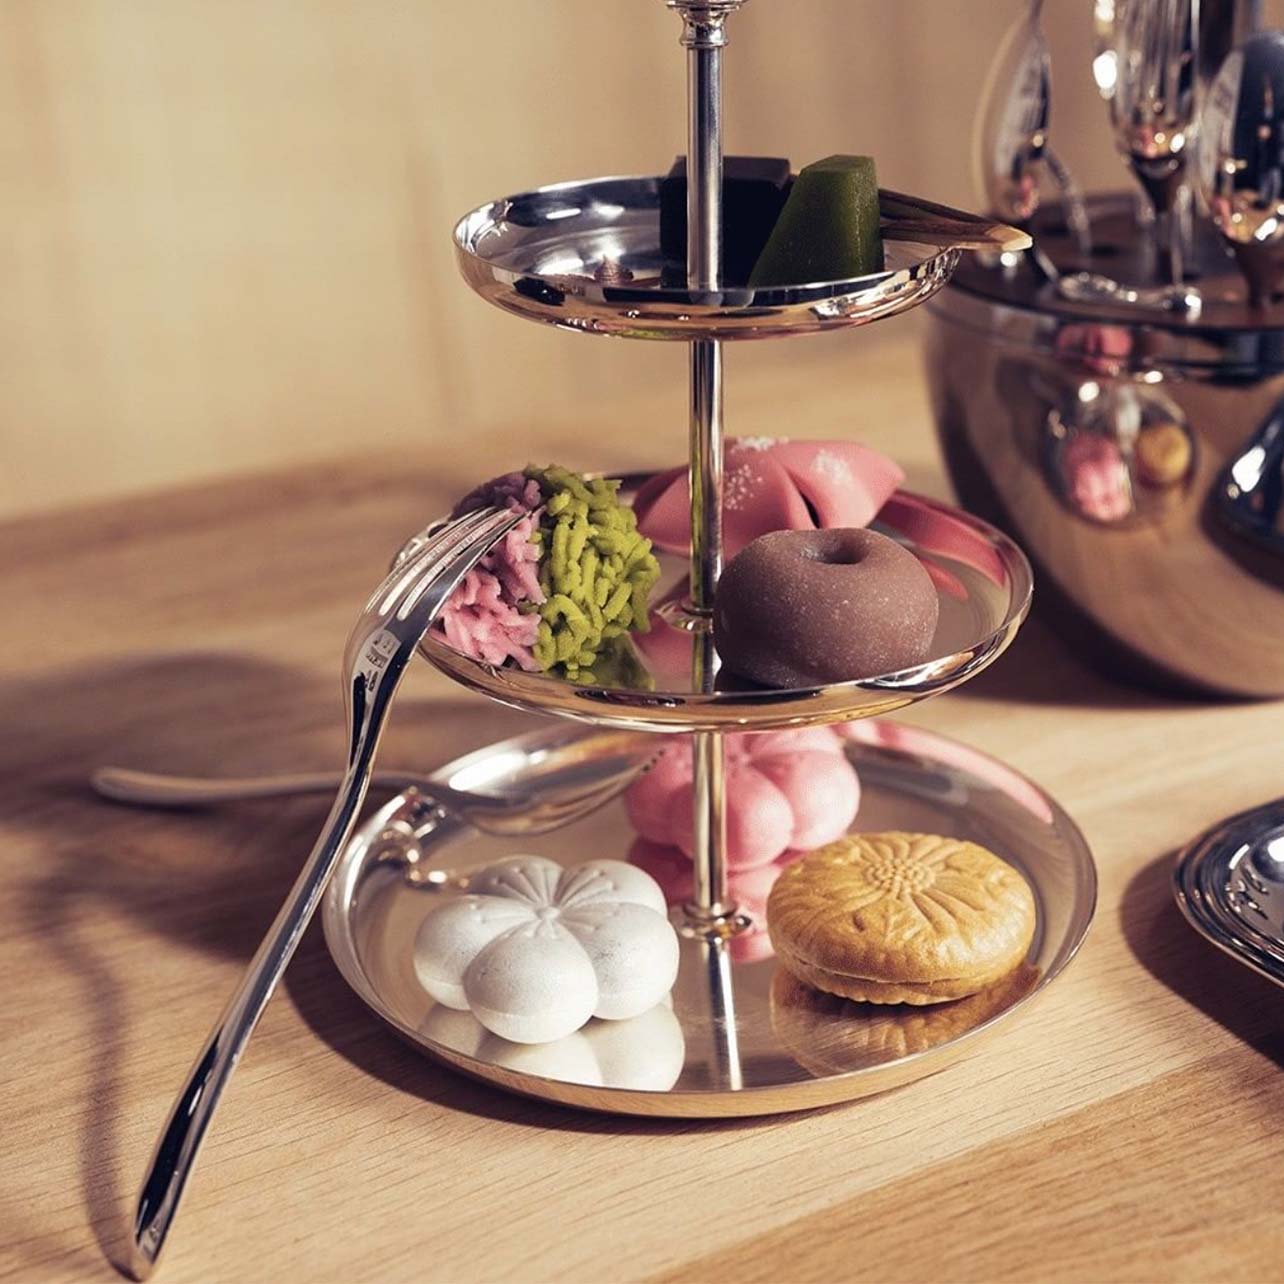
(948, 612, 1218, 713)
(2, 651, 538, 1274)
(1120, 850, 1284, 1069)
(6, 650, 536, 955)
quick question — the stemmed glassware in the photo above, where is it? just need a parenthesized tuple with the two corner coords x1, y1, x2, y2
(973, 0, 1091, 262)
(973, 0, 1052, 228)
(1096, 0, 1201, 285)
(1197, 29, 1284, 304)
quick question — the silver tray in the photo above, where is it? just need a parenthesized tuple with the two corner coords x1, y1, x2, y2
(417, 482, 1033, 733)
(1174, 799, 1284, 989)
(453, 175, 1008, 341)
(323, 720, 1096, 1117)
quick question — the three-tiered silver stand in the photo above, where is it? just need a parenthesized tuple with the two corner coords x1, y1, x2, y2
(323, 1, 1098, 1116)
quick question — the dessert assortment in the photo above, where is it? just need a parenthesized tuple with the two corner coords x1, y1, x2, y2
(407, 118, 1048, 1082)
(657, 152, 883, 287)
(329, 0, 1093, 1118)
(436, 438, 954, 693)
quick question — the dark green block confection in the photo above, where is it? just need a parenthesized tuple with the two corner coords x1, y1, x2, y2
(747, 155, 883, 288)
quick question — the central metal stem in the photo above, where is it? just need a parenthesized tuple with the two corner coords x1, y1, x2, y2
(676, 4, 735, 924)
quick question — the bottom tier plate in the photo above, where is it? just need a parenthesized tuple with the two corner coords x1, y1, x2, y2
(323, 721, 1095, 1117)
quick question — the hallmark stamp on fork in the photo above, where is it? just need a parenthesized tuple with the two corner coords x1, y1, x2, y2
(361, 629, 400, 691)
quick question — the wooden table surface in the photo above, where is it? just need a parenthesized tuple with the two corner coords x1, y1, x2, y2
(6, 334, 1284, 1284)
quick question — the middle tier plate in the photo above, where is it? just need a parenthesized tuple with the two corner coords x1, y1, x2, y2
(416, 480, 1033, 733)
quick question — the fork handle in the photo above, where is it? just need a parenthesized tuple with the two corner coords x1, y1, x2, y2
(129, 766, 371, 1279)
(128, 505, 521, 1278)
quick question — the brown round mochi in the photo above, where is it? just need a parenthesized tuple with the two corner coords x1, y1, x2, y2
(712, 528, 939, 688)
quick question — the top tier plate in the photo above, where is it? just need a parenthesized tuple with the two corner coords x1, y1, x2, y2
(453, 175, 1026, 341)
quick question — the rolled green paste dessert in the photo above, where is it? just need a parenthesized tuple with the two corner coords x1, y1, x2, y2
(443, 466, 661, 683)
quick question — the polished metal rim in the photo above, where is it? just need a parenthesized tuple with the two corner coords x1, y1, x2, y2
(935, 191, 1284, 374)
(452, 174, 963, 341)
(416, 484, 1034, 733)
(322, 721, 1097, 1118)
(929, 282, 1284, 376)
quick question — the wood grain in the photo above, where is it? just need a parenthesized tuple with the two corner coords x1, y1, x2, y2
(3, 340, 1284, 1283)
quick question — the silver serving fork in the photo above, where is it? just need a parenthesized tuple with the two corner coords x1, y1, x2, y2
(129, 505, 522, 1279)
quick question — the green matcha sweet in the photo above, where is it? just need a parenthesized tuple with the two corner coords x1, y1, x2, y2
(747, 155, 883, 288)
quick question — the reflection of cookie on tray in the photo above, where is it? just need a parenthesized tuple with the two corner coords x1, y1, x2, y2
(770, 963, 1040, 1076)
(767, 832, 1036, 1004)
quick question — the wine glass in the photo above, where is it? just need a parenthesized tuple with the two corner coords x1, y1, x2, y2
(972, 0, 1092, 267)
(1097, 0, 1201, 285)
(1197, 29, 1284, 304)
(973, 0, 1052, 227)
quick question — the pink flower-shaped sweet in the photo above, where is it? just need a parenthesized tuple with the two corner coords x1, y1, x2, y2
(625, 727, 860, 870)
(633, 438, 904, 560)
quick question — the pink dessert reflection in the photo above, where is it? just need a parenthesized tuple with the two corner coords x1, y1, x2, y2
(1058, 432, 1132, 524)
(878, 494, 1006, 589)
(839, 721, 1054, 824)
(1053, 323, 1134, 377)
(628, 838, 804, 963)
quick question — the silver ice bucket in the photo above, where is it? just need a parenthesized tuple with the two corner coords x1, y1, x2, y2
(925, 193, 1284, 698)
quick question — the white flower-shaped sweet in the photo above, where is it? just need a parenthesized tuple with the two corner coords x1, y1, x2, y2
(413, 856, 680, 1044)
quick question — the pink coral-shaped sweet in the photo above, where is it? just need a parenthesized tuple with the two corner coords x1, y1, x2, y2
(436, 475, 546, 669)
(632, 438, 904, 560)
(625, 727, 860, 870)
(452, 471, 544, 520)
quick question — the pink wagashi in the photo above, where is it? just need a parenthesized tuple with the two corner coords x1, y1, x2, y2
(633, 438, 904, 560)
(625, 727, 860, 871)
(434, 510, 544, 671)
(628, 839, 805, 963)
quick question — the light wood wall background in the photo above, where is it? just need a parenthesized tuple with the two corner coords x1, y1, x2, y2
(3, 0, 1278, 518)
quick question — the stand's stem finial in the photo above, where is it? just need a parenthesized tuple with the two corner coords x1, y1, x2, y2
(665, 0, 747, 48)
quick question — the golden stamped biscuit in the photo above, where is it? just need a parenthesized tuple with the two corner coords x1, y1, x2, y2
(766, 832, 1036, 1005)
(770, 963, 1040, 1075)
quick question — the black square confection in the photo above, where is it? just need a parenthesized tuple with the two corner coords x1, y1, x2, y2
(659, 155, 792, 286)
